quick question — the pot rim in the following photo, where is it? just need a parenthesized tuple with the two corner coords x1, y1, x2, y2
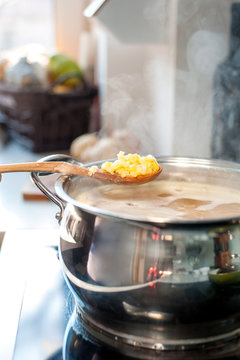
(55, 156, 240, 226)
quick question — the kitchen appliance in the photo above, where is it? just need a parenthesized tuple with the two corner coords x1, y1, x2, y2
(83, 0, 233, 159)
(30, 154, 240, 359)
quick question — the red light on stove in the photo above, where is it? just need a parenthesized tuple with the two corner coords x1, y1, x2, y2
(148, 265, 158, 278)
(151, 227, 160, 241)
(149, 282, 156, 288)
(148, 264, 159, 287)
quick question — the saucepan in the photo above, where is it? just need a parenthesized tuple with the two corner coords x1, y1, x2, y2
(31, 154, 240, 358)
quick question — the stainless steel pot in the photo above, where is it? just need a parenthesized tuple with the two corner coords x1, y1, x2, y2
(32, 155, 240, 359)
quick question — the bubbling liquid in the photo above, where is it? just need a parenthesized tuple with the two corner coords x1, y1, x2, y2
(75, 180, 240, 220)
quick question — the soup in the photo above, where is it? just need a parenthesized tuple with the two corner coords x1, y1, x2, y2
(75, 180, 240, 220)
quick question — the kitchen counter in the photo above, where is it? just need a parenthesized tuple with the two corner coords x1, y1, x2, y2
(0, 229, 67, 360)
(0, 142, 67, 359)
(0, 141, 59, 231)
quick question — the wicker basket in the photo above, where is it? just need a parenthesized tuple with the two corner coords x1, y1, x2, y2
(0, 79, 98, 153)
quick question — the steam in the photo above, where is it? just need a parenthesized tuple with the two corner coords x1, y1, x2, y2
(187, 30, 228, 75)
(143, 0, 168, 23)
(101, 73, 156, 154)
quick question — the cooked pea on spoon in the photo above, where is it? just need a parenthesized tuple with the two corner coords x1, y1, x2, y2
(0, 152, 162, 185)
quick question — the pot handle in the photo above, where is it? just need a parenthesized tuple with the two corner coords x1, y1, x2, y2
(30, 154, 80, 222)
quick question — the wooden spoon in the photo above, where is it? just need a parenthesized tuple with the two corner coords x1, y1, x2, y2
(0, 161, 162, 185)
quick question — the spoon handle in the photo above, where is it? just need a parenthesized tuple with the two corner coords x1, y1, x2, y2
(0, 161, 90, 176)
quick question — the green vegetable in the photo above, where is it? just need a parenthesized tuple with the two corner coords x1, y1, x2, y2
(208, 268, 240, 285)
(49, 53, 83, 87)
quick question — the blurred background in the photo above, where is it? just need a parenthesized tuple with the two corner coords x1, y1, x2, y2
(0, 0, 238, 161)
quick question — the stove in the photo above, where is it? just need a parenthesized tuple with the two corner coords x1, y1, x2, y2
(1, 229, 240, 360)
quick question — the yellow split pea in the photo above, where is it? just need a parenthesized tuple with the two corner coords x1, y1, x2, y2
(100, 151, 160, 178)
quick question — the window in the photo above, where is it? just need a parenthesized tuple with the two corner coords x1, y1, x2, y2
(0, 0, 55, 52)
